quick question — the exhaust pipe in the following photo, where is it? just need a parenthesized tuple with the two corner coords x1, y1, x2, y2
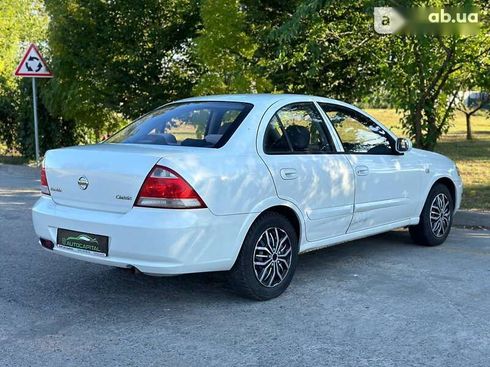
(39, 238, 54, 250)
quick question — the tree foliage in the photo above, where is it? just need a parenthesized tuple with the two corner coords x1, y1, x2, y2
(453, 51, 490, 140)
(382, 0, 490, 150)
(193, 0, 271, 95)
(1, 0, 490, 155)
(0, 0, 50, 156)
(268, 0, 383, 100)
(0, 0, 48, 89)
(43, 0, 200, 139)
(383, 31, 490, 149)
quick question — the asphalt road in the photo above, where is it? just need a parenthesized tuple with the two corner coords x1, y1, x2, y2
(1, 163, 490, 367)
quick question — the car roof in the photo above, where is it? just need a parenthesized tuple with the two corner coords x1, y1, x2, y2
(178, 93, 344, 106)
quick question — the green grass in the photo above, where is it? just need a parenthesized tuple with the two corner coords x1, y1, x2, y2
(366, 109, 490, 210)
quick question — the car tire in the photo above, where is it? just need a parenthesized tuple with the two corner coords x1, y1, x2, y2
(229, 212, 299, 300)
(409, 183, 454, 246)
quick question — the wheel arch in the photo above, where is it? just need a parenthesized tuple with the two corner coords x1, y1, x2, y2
(260, 205, 301, 241)
(417, 176, 457, 218)
(433, 177, 456, 207)
(228, 201, 305, 270)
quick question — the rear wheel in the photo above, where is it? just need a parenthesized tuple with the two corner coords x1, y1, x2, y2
(229, 212, 299, 300)
(409, 183, 454, 246)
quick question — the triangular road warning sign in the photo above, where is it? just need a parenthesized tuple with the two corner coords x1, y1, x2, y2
(14, 44, 53, 78)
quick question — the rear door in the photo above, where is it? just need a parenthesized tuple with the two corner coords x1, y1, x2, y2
(318, 102, 423, 232)
(258, 99, 355, 242)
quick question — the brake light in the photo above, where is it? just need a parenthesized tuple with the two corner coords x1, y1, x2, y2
(40, 163, 50, 195)
(135, 166, 206, 209)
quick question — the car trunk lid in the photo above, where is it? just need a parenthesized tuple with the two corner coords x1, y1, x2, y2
(44, 144, 168, 213)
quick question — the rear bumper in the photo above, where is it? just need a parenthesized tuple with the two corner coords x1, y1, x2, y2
(32, 196, 247, 275)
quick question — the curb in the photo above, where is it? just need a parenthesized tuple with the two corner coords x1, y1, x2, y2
(454, 210, 490, 229)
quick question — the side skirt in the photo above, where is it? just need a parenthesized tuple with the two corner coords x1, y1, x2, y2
(299, 217, 420, 254)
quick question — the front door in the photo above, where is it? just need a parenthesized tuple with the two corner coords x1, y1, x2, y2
(258, 100, 355, 242)
(318, 103, 423, 232)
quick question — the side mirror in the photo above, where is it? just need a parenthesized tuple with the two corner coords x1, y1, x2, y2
(395, 137, 412, 153)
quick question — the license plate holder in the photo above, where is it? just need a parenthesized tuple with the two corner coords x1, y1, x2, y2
(56, 229, 109, 257)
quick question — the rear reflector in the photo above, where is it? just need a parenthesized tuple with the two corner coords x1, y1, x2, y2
(40, 163, 50, 195)
(135, 166, 206, 209)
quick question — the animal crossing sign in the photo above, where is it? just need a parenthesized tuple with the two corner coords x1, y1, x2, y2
(14, 44, 53, 162)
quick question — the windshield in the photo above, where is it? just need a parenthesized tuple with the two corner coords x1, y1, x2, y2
(106, 101, 253, 148)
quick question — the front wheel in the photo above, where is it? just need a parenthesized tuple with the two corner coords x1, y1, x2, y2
(229, 212, 299, 300)
(409, 183, 454, 246)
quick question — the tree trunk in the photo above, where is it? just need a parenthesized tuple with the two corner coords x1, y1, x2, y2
(425, 123, 438, 151)
(466, 113, 473, 140)
(424, 107, 439, 151)
(414, 107, 422, 147)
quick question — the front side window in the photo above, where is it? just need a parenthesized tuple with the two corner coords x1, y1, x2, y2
(264, 103, 334, 154)
(319, 103, 394, 154)
(106, 101, 253, 148)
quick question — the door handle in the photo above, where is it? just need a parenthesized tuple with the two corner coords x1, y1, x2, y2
(280, 168, 298, 180)
(355, 165, 369, 176)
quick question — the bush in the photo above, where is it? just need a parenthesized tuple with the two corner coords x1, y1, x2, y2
(0, 78, 79, 159)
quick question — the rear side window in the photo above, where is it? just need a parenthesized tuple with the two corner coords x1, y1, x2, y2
(264, 103, 334, 154)
(106, 102, 253, 148)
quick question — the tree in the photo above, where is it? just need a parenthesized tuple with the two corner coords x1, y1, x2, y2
(269, 0, 489, 150)
(385, 35, 461, 150)
(0, 0, 49, 156)
(267, 0, 383, 100)
(44, 0, 201, 140)
(385, 32, 490, 150)
(381, 0, 490, 150)
(0, 0, 48, 89)
(453, 36, 490, 140)
(193, 0, 271, 95)
(15, 78, 79, 157)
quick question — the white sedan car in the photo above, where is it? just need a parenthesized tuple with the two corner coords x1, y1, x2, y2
(32, 94, 462, 300)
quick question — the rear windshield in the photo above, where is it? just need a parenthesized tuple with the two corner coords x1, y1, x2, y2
(106, 101, 253, 148)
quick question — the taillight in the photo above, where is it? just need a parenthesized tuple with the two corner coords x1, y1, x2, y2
(40, 162, 50, 195)
(135, 166, 206, 209)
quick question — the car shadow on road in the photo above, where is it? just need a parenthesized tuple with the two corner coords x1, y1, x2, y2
(32, 229, 418, 316)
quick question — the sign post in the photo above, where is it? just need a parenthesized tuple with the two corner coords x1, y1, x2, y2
(14, 44, 53, 163)
(32, 78, 40, 162)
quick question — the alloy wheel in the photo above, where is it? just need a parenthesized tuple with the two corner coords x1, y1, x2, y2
(253, 227, 292, 288)
(430, 193, 451, 237)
